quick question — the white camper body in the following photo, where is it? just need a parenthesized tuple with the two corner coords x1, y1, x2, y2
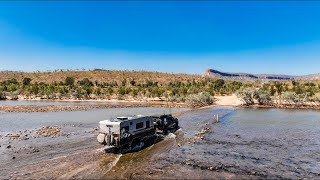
(97, 115, 155, 148)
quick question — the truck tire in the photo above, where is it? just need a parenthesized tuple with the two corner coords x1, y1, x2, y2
(163, 127, 168, 135)
(105, 134, 111, 146)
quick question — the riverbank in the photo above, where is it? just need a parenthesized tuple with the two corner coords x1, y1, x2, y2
(0, 95, 242, 113)
(214, 94, 320, 111)
(2, 94, 320, 113)
(0, 100, 187, 113)
(241, 103, 320, 111)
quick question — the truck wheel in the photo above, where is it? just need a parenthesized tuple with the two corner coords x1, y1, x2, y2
(163, 127, 168, 135)
(175, 122, 179, 130)
(105, 134, 111, 146)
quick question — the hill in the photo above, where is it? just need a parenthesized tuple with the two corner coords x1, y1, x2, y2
(0, 70, 201, 84)
(204, 69, 320, 81)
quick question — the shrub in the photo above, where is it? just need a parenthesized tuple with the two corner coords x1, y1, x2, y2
(22, 78, 32, 86)
(236, 89, 254, 105)
(78, 78, 93, 86)
(65, 77, 75, 86)
(281, 92, 299, 103)
(185, 92, 213, 107)
(253, 89, 271, 105)
(311, 93, 320, 103)
(0, 91, 6, 99)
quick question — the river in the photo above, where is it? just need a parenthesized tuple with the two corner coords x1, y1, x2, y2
(1, 105, 320, 179)
(110, 107, 320, 179)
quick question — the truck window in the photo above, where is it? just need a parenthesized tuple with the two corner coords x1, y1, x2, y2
(146, 120, 150, 128)
(123, 126, 129, 131)
(136, 122, 144, 129)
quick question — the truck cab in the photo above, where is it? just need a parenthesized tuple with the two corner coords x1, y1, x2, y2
(152, 114, 179, 135)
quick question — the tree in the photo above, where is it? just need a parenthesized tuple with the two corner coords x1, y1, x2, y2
(7, 84, 17, 92)
(121, 79, 127, 86)
(95, 87, 102, 96)
(78, 78, 93, 86)
(212, 79, 225, 91)
(185, 92, 213, 107)
(105, 87, 114, 95)
(236, 89, 254, 105)
(3, 79, 18, 85)
(118, 87, 126, 95)
(282, 92, 300, 104)
(30, 85, 39, 95)
(65, 77, 75, 86)
(22, 78, 32, 86)
(0, 91, 6, 99)
(270, 85, 276, 96)
(132, 88, 139, 97)
(274, 82, 284, 95)
(310, 93, 320, 105)
(130, 79, 136, 86)
(253, 89, 271, 105)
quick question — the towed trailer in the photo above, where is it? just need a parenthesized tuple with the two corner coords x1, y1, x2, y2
(97, 114, 179, 149)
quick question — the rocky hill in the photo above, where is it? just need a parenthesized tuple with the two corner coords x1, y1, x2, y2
(204, 69, 320, 81)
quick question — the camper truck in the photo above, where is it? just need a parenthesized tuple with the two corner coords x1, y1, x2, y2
(97, 114, 179, 149)
(97, 115, 155, 148)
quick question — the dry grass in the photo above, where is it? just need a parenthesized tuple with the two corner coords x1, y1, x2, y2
(0, 70, 202, 84)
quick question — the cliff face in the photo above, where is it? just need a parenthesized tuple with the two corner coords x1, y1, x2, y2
(204, 69, 320, 81)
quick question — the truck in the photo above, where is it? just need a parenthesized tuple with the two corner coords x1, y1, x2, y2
(152, 114, 179, 135)
(97, 114, 179, 149)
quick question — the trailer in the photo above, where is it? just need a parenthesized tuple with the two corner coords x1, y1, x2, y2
(97, 115, 156, 148)
(97, 114, 179, 150)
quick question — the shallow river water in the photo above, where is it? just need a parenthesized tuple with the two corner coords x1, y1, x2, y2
(0, 106, 187, 174)
(141, 107, 320, 179)
(1, 106, 320, 179)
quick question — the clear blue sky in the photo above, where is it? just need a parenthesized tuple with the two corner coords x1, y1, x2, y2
(1, 1, 320, 75)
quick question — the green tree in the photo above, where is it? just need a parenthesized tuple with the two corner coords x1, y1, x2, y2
(78, 78, 93, 86)
(65, 77, 75, 86)
(130, 79, 136, 86)
(121, 79, 127, 86)
(185, 92, 213, 107)
(253, 89, 271, 105)
(0, 91, 6, 99)
(236, 89, 254, 105)
(22, 78, 32, 86)
(118, 86, 126, 95)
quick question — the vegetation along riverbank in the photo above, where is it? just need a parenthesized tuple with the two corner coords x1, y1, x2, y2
(1, 70, 320, 110)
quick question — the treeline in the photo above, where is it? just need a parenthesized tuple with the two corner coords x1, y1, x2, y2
(237, 80, 320, 108)
(2, 76, 320, 107)
(0, 77, 245, 102)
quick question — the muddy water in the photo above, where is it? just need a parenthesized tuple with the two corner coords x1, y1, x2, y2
(0, 107, 188, 179)
(0, 107, 186, 134)
(2, 106, 320, 179)
(109, 107, 320, 179)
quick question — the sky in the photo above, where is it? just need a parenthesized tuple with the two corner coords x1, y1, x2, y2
(1, 1, 320, 75)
